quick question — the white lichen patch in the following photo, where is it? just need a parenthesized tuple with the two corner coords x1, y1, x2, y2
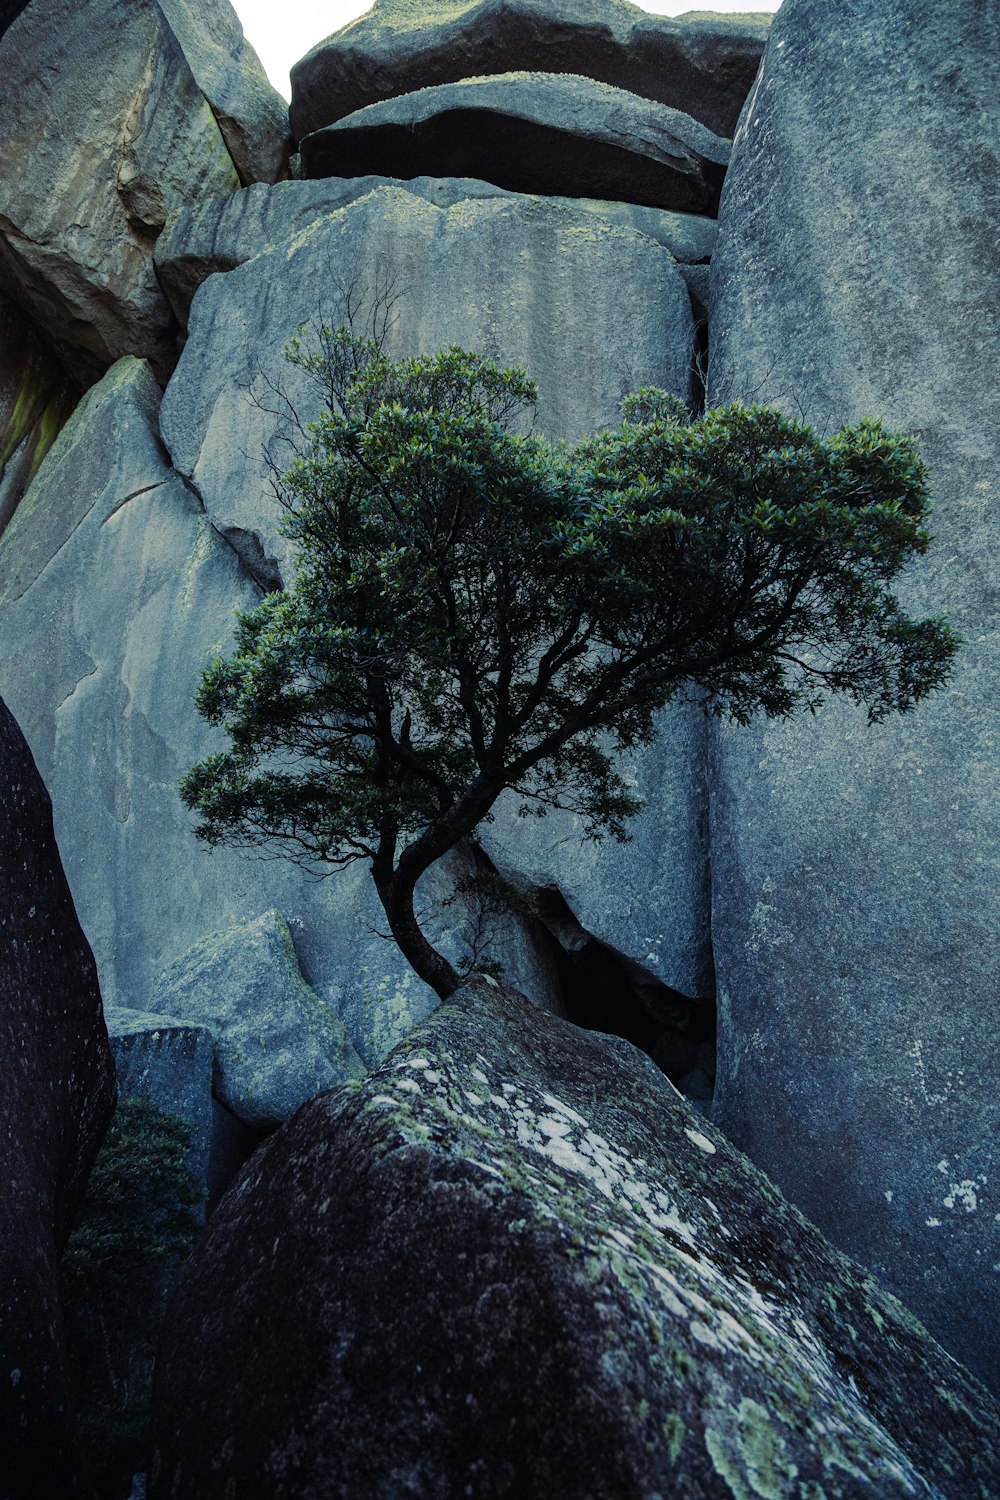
(684, 1128, 717, 1155)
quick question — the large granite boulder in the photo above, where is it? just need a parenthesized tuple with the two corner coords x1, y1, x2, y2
(0, 696, 117, 1497)
(0, 289, 76, 534)
(147, 910, 366, 1129)
(155, 175, 717, 328)
(299, 73, 730, 216)
(290, 0, 771, 141)
(149, 980, 1000, 1499)
(708, 0, 1000, 1389)
(0, 357, 559, 1066)
(0, 0, 289, 388)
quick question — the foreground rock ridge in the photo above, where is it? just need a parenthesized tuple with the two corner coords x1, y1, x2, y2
(708, 0, 1000, 1391)
(150, 982, 1000, 1500)
(0, 696, 116, 1497)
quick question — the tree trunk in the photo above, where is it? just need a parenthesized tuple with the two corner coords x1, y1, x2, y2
(372, 868, 462, 1001)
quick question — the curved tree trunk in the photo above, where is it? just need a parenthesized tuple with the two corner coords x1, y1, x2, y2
(372, 868, 462, 1000)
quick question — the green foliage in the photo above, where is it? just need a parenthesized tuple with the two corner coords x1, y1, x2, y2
(181, 326, 958, 996)
(62, 1096, 201, 1499)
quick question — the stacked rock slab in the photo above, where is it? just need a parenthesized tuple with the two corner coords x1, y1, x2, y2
(708, 0, 1000, 1389)
(298, 73, 730, 215)
(290, 0, 771, 140)
(0, 696, 116, 1498)
(0, 0, 290, 389)
(154, 176, 718, 327)
(149, 981, 1000, 1500)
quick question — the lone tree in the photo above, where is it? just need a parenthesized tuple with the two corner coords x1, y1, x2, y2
(181, 326, 958, 1000)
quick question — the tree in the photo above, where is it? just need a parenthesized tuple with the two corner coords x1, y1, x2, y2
(180, 326, 959, 1000)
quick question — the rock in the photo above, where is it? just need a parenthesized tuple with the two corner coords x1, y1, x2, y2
(708, 0, 1000, 1389)
(159, 184, 696, 574)
(152, 0, 291, 186)
(145, 911, 366, 1129)
(155, 175, 717, 328)
(149, 980, 1000, 1500)
(0, 695, 116, 1497)
(106, 1008, 217, 1205)
(0, 357, 560, 1068)
(0, 0, 288, 388)
(0, 289, 76, 534)
(290, 0, 771, 141)
(298, 72, 730, 216)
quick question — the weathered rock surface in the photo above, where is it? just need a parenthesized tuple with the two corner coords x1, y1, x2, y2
(290, 0, 771, 141)
(708, 0, 1000, 1390)
(146, 910, 365, 1129)
(0, 696, 117, 1497)
(0, 357, 560, 1066)
(0, 290, 76, 534)
(299, 72, 730, 215)
(107, 1008, 217, 1202)
(0, 0, 288, 388)
(149, 980, 1000, 1500)
(155, 175, 717, 327)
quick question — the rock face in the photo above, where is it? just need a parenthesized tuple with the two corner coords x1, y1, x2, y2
(149, 981, 1000, 1500)
(0, 696, 117, 1497)
(155, 175, 717, 328)
(708, 0, 1000, 1389)
(299, 72, 730, 216)
(289, 0, 771, 141)
(147, 910, 366, 1129)
(0, 289, 76, 533)
(0, 0, 289, 388)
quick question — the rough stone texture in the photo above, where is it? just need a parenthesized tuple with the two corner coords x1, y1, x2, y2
(149, 980, 1000, 1500)
(0, 0, 288, 389)
(0, 357, 560, 1067)
(155, 175, 717, 327)
(145, 911, 366, 1129)
(107, 1008, 216, 1203)
(0, 696, 117, 1498)
(289, 0, 771, 141)
(708, 0, 1000, 1390)
(0, 289, 76, 534)
(299, 72, 730, 216)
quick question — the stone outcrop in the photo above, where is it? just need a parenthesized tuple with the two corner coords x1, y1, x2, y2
(298, 73, 729, 216)
(146, 910, 366, 1129)
(149, 980, 1000, 1500)
(0, 289, 76, 534)
(289, 0, 770, 141)
(0, 0, 289, 388)
(0, 695, 116, 1498)
(155, 176, 717, 328)
(708, 0, 1000, 1390)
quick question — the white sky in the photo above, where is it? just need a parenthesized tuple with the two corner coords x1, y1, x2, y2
(232, 0, 780, 101)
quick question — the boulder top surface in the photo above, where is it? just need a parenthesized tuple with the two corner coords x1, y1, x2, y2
(290, 0, 771, 141)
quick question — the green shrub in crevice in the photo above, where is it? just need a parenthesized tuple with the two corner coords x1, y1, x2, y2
(61, 1095, 202, 1500)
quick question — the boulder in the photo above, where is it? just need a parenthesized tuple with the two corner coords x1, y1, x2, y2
(0, 0, 289, 388)
(0, 357, 560, 1067)
(708, 0, 1000, 1388)
(149, 980, 1000, 1500)
(0, 289, 76, 534)
(0, 695, 117, 1497)
(298, 72, 730, 216)
(155, 175, 717, 327)
(289, 0, 771, 141)
(146, 911, 366, 1129)
(107, 1008, 217, 1204)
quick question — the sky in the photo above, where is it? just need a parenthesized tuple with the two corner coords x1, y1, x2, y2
(232, 0, 781, 101)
